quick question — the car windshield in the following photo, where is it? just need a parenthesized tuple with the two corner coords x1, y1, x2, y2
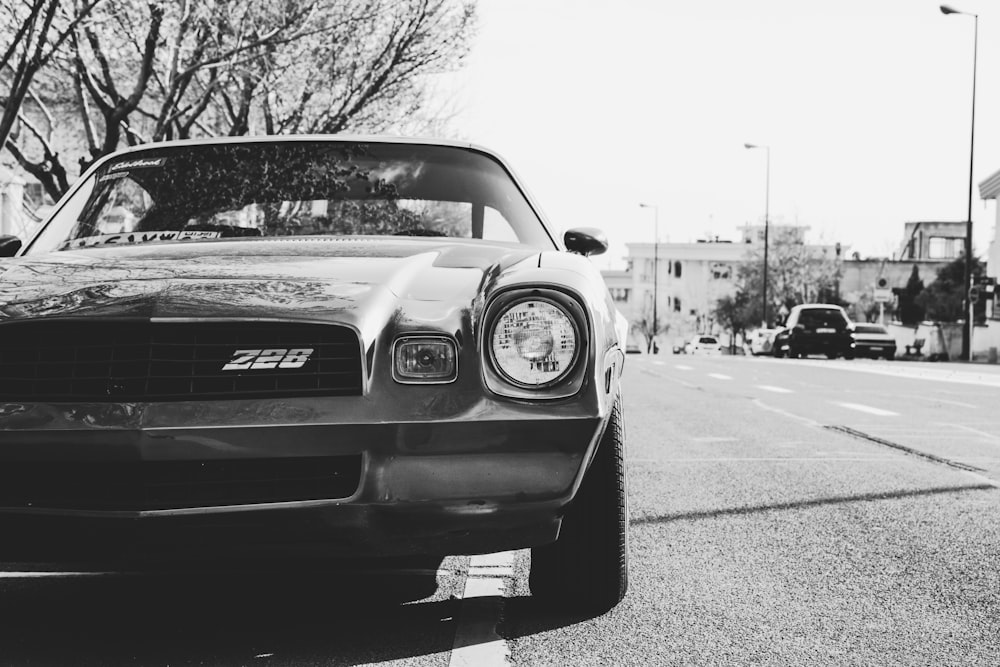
(854, 324, 888, 334)
(24, 141, 555, 254)
(698, 336, 718, 344)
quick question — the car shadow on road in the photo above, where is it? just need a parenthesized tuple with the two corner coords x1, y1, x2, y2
(630, 483, 998, 526)
(496, 594, 616, 640)
(0, 560, 463, 666)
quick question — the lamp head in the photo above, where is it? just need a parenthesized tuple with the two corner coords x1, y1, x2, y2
(940, 5, 958, 14)
(744, 143, 757, 149)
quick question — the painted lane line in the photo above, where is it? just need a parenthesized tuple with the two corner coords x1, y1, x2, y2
(752, 399, 821, 428)
(757, 385, 793, 394)
(938, 423, 1000, 447)
(467, 566, 514, 576)
(834, 402, 899, 417)
(675, 365, 693, 371)
(652, 360, 666, 366)
(449, 551, 514, 667)
(904, 394, 978, 409)
(707, 373, 732, 380)
(645, 457, 912, 462)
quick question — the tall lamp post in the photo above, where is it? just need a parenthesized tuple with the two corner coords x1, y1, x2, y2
(639, 203, 659, 352)
(941, 4, 978, 362)
(745, 143, 770, 328)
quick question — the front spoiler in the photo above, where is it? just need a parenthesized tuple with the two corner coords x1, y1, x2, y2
(0, 409, 607, 562)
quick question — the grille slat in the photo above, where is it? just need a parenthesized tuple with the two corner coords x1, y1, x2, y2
(0, 321, 363, 402)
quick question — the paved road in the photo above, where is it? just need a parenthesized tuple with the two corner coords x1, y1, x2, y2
(2, 355, 998, 665)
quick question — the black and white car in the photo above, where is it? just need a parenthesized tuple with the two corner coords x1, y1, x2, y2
(851, 323, 897, 359)
(772, 304, 855, 359)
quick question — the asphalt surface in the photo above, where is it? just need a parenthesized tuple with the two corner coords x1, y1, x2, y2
(1, 354, 998, 665)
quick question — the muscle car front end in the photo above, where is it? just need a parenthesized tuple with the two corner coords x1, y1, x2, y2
(0, 137, 629, 611)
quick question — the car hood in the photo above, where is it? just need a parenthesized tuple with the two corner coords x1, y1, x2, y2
(0, 238, 539, 334)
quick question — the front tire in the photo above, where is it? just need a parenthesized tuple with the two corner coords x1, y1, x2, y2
(529, 398, 628, 613)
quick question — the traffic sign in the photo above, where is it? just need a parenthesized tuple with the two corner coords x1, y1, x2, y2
(874, 288, 893, 303)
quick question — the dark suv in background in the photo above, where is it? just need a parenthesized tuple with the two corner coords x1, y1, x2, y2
(772, 304, 855, 359)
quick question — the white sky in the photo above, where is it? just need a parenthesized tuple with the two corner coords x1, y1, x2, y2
(438, 0, 1000, 270)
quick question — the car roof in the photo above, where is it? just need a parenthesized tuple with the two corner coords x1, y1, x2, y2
(790, 303, 846, 312)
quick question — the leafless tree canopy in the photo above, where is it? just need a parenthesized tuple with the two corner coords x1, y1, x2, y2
(1, 0, 476, 202)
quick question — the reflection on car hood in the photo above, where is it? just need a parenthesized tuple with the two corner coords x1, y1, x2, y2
(0, 238, 538, 330)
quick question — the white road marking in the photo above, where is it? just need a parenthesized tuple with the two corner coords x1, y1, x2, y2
(675, 365, 693, 371)
(650, 457, 910, 462)
(707, 373, 732, 380)
(834, 402, 899, 417)
(752, 399, 821, 427)
(757, 385, 793, 393)
(0, 571, 116, 578)
(449, 551, 514, 667)
(938, 423, 1000, 446)
(904, 394, 978, 409)
(652, 360, 666, 366)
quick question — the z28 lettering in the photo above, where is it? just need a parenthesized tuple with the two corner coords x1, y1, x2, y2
(222, 348, 314, 371)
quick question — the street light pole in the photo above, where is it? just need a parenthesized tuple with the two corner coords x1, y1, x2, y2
(639, 203, 659, 352)
(745, 143, 770, 328)
(941, 4, 978, 362)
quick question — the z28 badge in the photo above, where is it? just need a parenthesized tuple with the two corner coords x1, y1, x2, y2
(222, 349, 314, 371)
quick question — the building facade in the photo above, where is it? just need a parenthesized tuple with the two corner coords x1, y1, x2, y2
(615, 224, 839, 347)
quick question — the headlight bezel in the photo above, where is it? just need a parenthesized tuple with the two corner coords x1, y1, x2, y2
(483, 288, 590, 399)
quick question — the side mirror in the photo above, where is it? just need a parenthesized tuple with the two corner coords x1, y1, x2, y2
(564, 227, 608, 257)
(0, 235, 22, 257)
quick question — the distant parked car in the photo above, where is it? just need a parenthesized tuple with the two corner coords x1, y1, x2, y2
(685, 335, 722, 355)
(851, 323, 897, 359)
(747, 328, 777, 356)
(772, 304, 854, 359)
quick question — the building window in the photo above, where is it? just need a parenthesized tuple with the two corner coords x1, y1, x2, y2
(674, 261, 682, 278)
(610, 288, 630, 302)
(711, 263, 731, 280)
(673, 298, 681, 313)
(928, 237, 963, 259)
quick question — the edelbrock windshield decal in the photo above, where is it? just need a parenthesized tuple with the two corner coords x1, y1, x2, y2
(61, 230, 221, 250)
(108, 157, 166, 171)
(222, 349, 315, 371)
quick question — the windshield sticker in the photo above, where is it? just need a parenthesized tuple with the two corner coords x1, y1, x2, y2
(108, 157, 166, 171)
(61, 230, 221, 250)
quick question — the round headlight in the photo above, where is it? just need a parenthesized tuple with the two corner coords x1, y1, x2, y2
(490, 299, 579, 387)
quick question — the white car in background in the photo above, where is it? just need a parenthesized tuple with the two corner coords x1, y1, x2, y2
(685, 335, 722, 355)
(747, 328, 778, 356)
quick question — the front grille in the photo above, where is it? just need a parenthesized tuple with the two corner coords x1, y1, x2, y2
(0, 455, 363, 511)
(0, 320, 363, 401)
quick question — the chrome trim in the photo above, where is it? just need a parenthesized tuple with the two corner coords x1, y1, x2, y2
(482, 286, 591, 400)
(488, 296, 580, 389)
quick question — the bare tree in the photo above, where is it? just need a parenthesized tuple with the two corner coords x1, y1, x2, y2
(259, 0, 475, 135)
(0, 0, 105, 151)
(5, 0, 475, 203)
